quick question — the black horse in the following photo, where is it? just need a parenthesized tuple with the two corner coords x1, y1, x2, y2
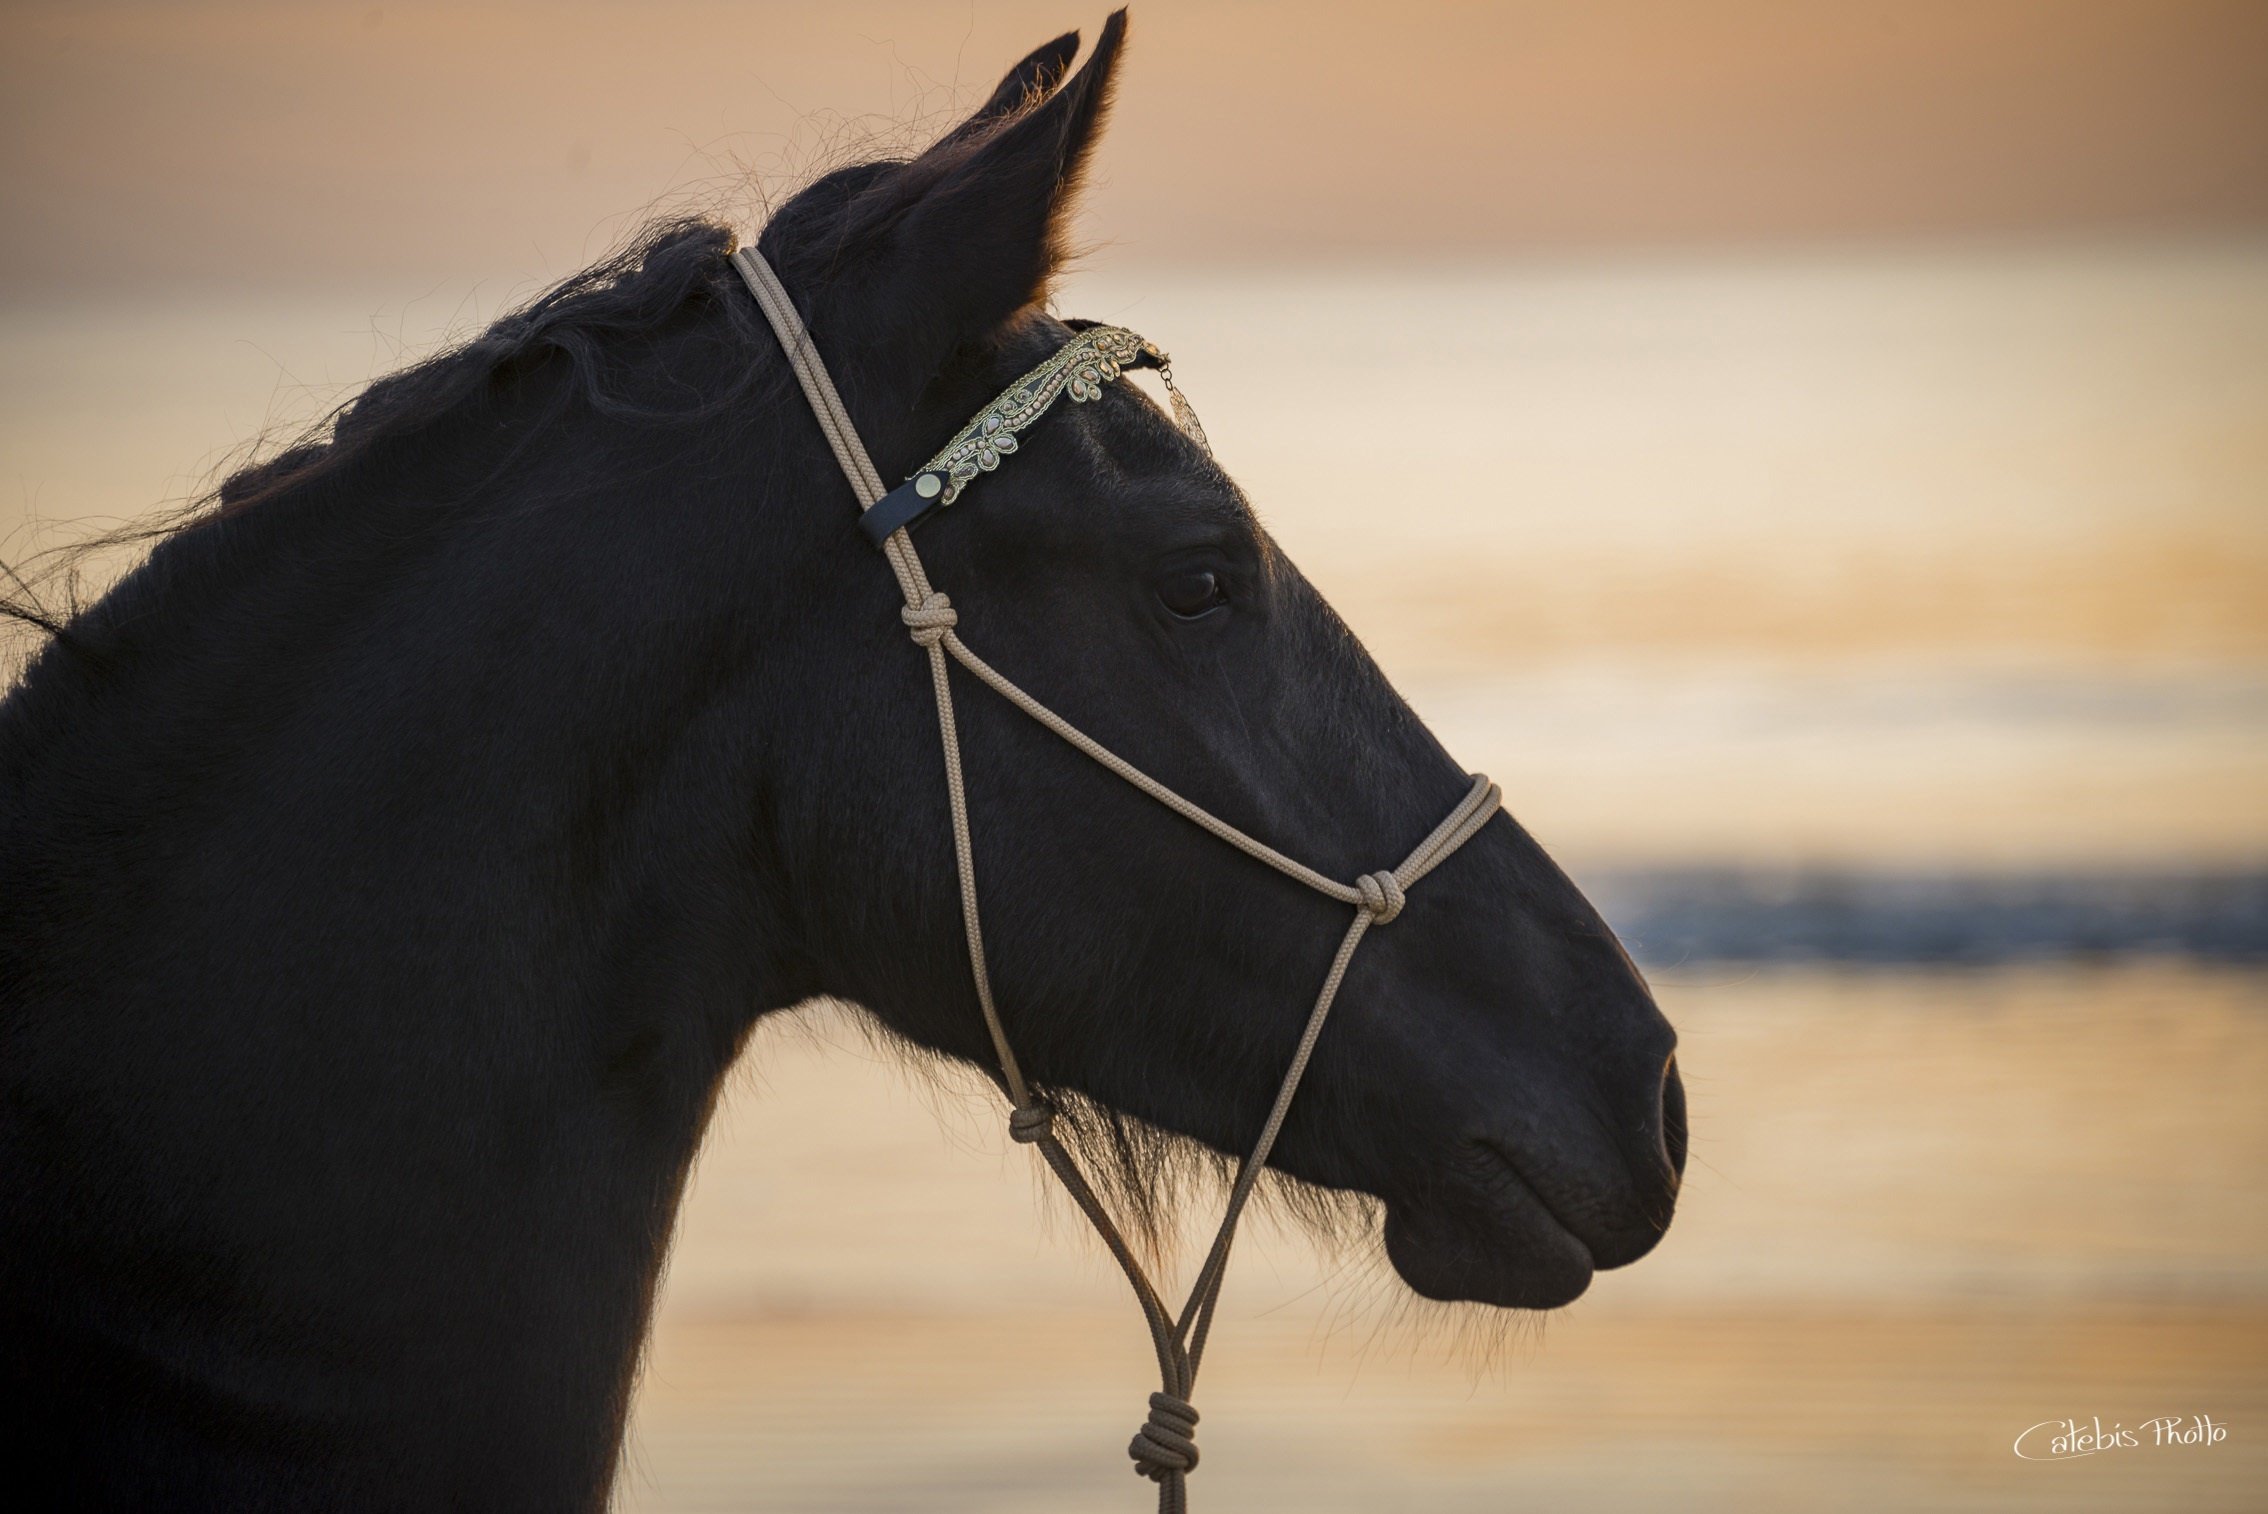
(0, 14, 1682, 1509)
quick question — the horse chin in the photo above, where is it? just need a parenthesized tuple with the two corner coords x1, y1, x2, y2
(1379, 1190, 1598, 1310)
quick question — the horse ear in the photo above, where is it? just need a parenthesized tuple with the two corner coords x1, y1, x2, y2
(936, 28, 1083, 148)
(875, 10, 1128, 376)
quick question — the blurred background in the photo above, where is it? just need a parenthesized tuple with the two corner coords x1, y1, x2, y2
(4, 2, 2264, 1509)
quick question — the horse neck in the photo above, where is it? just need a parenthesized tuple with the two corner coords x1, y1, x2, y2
(0, 415, 828, 1506)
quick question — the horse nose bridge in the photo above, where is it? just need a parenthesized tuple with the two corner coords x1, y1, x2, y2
(1406, 847, 1678, 1097)
(1551, 898, 1677, 1064)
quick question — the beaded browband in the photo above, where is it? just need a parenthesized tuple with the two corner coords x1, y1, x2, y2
(857, 323, 1210, 545)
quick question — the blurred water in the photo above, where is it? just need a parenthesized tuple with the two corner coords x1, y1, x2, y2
(1597, 866, 2268, 964)
(4, 240, 2265, 1509)
(621, 969, 2268, 1512)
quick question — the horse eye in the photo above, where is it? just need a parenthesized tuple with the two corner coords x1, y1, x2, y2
(1158, 570, 1227, 619)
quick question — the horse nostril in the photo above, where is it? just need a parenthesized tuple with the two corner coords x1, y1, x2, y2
(1659, 1055, 1688, 1183)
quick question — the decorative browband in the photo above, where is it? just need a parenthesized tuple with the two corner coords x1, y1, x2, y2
(858, 324, 1209, 546)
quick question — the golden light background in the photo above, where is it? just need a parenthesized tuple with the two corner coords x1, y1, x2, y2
(7, 1, 2267, 282)
(4, 4, 2265, 1510)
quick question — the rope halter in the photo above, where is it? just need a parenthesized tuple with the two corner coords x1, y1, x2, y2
(731, 243, 1501, 1513)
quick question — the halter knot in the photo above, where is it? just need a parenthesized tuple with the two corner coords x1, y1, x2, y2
(1356, 870, 1407, 924)
(1128, 1391, 1200, 1482)
(1007, 1101, 1054, 1144)
(901, 593, 957, 647)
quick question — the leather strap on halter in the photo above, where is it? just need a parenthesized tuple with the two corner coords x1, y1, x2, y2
(731, 243, 1500, 1513)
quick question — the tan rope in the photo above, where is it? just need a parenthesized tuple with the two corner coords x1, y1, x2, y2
(732, 243, 1501, 1512)
(936, 630, 1369, 904)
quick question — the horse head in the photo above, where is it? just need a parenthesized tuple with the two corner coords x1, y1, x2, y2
(755, 12, 1683, 1310)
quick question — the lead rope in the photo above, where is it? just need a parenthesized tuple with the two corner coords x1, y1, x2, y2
(733, 245, 1500, 1512)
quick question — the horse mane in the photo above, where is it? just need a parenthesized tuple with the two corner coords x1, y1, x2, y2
(0, 98, 1057, 668)
(0, 214, 766, 663)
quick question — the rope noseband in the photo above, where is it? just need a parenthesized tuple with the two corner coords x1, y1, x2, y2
(733, 245, 1500, 1511)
